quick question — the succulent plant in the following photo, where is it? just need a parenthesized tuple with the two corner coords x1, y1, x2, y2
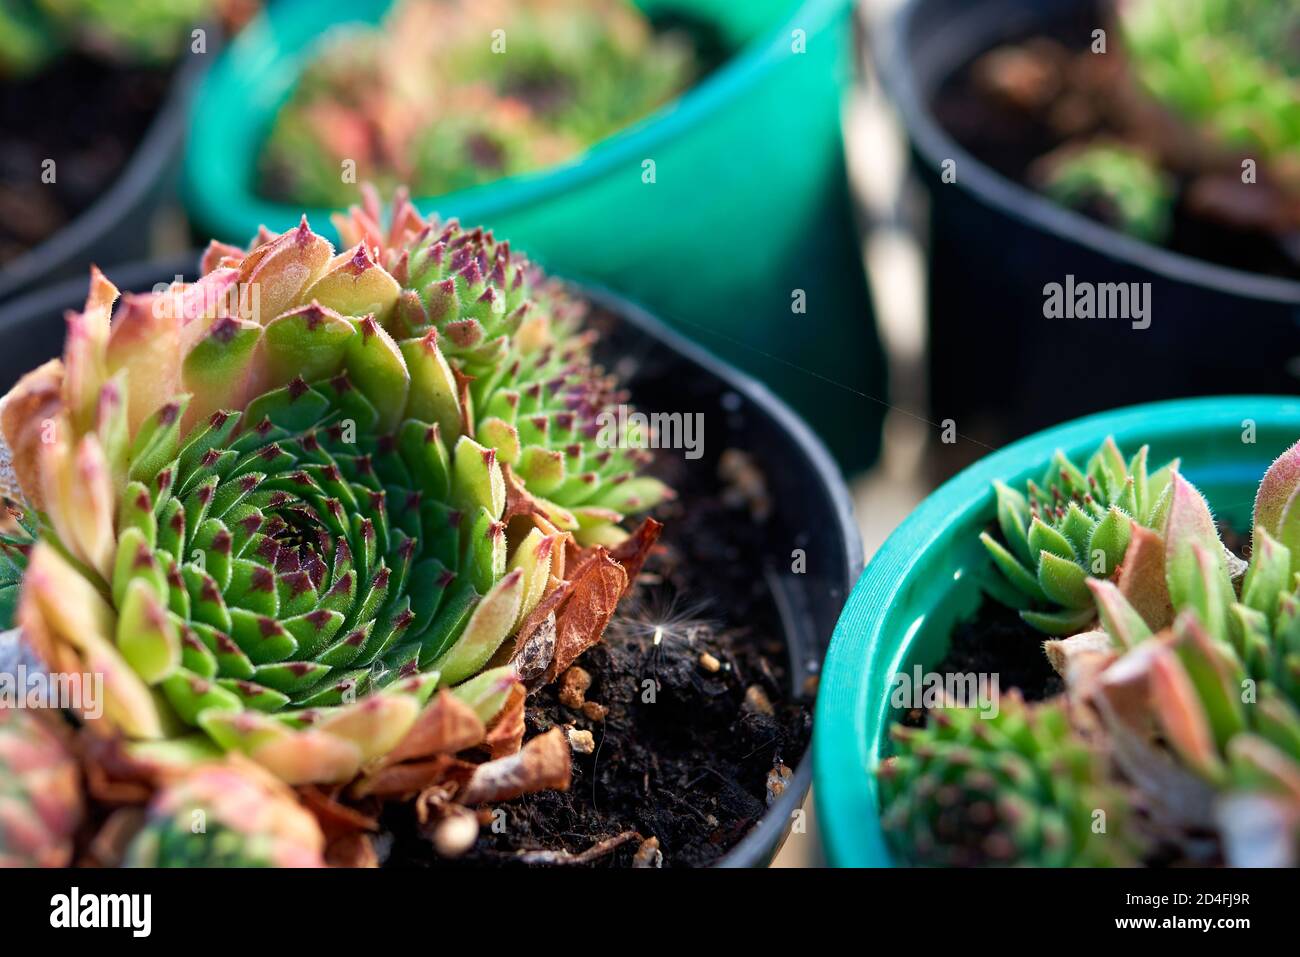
(0, 0, 212, 77)
(1037, 142, 1175, 242)
(125, 759, 325, 867)
(980, 438, 1178, 634)
(259, 0, 695, 207)
(0, 191, 665, 791)
(0, 707, 83, 867)
(1117, 0, 1300, 177)
(1037, 440, 1300, 863)
(879, 692, 1133, 867)
(912, 434, 1300, 866)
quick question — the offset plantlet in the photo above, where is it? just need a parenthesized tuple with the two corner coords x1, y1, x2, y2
(259, 0, 695, 206)
(1037, 142, 1175, 242)
(0, 192, 666, 865)
(879, 692, 1134, 867)
(0, 0, 213, 77)
(980, 437, 1177, 634)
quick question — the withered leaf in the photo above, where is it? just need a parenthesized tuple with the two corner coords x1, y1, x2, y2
(510, 578, 570, 661)
(541, 549, 627, 685)
(609, 517, 663, 595)
(511, 610, 557, 684)
(458, 727, 571, 805)
(381, 689, 486, 767)
(325, 832, 378, 868)
(484, 681, 527, 759)
(351, 756, 478, 800)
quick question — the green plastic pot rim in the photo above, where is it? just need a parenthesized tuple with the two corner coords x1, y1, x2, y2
(813, 395, 1300, 868)
(186, 0, 853, 239)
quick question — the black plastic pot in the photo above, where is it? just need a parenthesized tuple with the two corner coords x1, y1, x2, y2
(0, 257, 862, 868)
(0, 43, 211, 304)
(871, 0, 1300, 455)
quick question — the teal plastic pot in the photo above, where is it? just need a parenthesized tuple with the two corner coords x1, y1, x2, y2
(813, 396, 1300, 867)
(182, 0, 883, 471)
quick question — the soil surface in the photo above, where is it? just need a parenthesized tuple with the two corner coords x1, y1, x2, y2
(0, 56, 171, 266)
(932, 0, 1299, 280)
(381, 306, 813, 869)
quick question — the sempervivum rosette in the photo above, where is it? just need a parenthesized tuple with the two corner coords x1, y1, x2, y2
(879, 693, 1135, 867)
(0, 191, 665, 865)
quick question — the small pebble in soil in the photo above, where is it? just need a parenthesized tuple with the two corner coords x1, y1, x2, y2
(566, 727, 596, 755)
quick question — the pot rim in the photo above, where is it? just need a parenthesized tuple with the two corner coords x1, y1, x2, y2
(0, 35, 213, 302)
(814, 395, 1300, 867)
(871, 0, 1300, 305)
(184, 0, 854, 240)
(0, 253, 863, 869)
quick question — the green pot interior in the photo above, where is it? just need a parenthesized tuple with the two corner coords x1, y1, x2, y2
(814, 397, 1300, 867)
(184, 0, 828, 241)
(183, 0, 883, 472)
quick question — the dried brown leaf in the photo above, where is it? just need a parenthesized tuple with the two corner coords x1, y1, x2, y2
(541, 549, 627, 684)
(458, 727, 572, 805)
(484, 681, 526, 759)
(382, 689, 485, 766)
(609, 517, 663, 594)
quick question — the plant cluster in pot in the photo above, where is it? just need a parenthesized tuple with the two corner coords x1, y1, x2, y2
(816, 396, 1300, 867)
(0, 0, 251, 303)
(183, 0, 885, 471)
(870, 0, 1300, 463)
(0, 188, 860, 868)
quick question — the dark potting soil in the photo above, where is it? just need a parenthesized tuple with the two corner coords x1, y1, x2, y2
(931, 0, 1300, 280)
(381, 305, 812, 868)
(381, 458, 808, 868)
(0, 56, 172, 266)
(897, 597, 1064, 730)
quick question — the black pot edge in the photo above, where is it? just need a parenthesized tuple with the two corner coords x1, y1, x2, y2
(580, 285, 866, 868)
(0, 256, 866, 870)
(0, 30, 216, 303)
(868, 0, 1300, 306)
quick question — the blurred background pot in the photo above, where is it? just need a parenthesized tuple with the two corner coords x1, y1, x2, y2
(0, 40, 211, 304)
(0, 255, 862, 868)
(813, 395, 1300, 866)
(870, 0, 1300, 465)
(183, 0, 885, 471)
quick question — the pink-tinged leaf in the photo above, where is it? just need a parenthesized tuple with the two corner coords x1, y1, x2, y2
(63, 267, 117, 434)
(1253, 438, 1300, 550)
(1171, 611, 1246, 748)
(1148, 644, 1225, 782)
(1165, 472, 1232, 623)
(1043, 629, 1113, 677)
(1096, 634, 1172, 731)
(1117, 523, 1173, 630)
(236, 217, 334, 324)
(1088, 578, 1152, 649)
(105, 293, 183, 436)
